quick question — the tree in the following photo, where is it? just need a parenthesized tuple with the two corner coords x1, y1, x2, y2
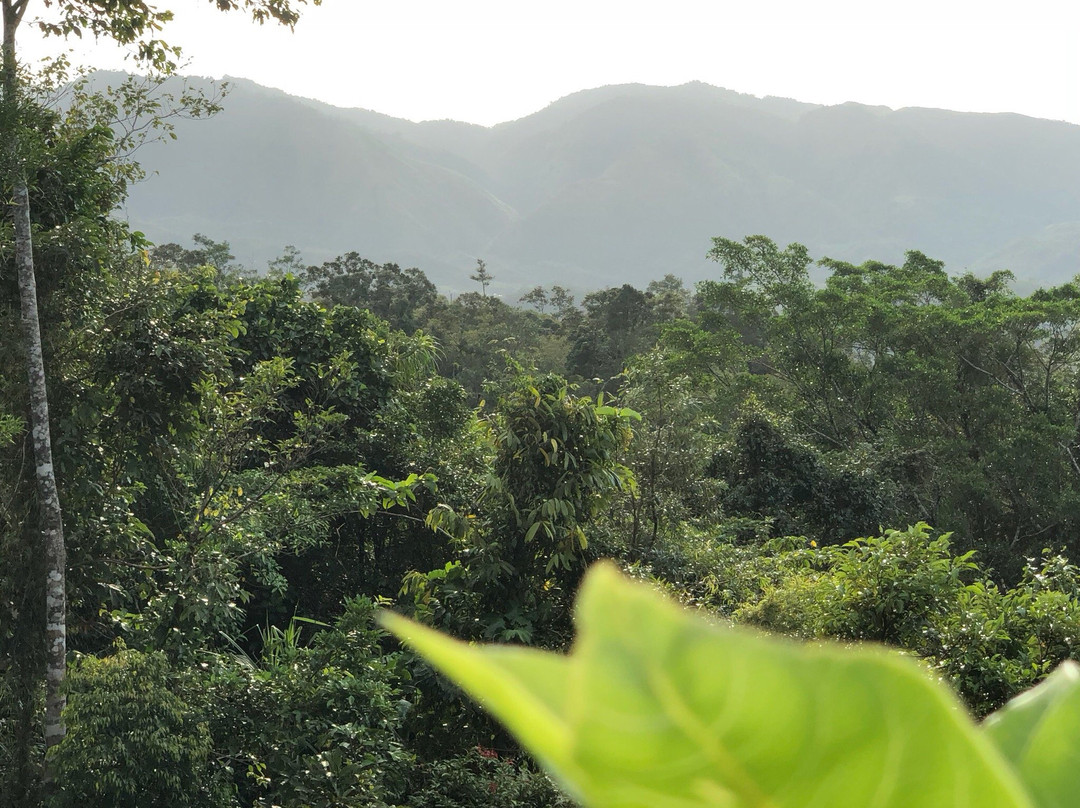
(47, 648, 228, 808)
(421, 292, 570, 401)
(617, 347, 719, 552)
(518, 285, 548, 313)
(549, 285, 575, 318)
(698, 234, 1080, 574)
(416, 369, 637, 646)
(1, 34, 69, 771)
(152, 233, 246, 279)
(305, 251, 438, 333)
(0, 94, 149, 800)
(565, 283, 685, 390)
(266, 243, 306, 277)
(0, 0, 321, 783)
(469, 258, 493, 296)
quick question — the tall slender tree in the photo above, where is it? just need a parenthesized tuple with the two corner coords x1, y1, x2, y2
(0, 0, 321, 786)
(2, 0, 69, 771)
(470, 258, 493, 296)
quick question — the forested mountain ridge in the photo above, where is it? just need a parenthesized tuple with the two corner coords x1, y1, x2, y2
(122, 75, 1080, 291)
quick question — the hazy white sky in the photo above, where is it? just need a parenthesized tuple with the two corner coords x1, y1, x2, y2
(19, 0, 1080, 126)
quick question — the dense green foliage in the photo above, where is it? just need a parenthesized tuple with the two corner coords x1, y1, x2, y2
(691, 238, 1080, 570)
(730, 524, 1080, 716)
(7, 72, 1080, 807)
(49, 647, 226, 808)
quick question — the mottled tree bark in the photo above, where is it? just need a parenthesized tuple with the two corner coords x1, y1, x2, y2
(2, 0, 68, 778)
(12, 178, 67, 759)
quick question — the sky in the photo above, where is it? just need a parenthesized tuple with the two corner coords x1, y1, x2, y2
(18, 0, 1080, 127)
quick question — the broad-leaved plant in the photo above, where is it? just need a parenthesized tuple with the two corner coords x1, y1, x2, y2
(384, 562, 1080, 808)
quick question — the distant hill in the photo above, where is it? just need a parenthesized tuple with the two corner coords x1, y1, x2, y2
(119, 76, 1080, 294)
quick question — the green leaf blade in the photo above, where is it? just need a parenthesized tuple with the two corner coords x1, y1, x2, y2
(385, 564, 1037, 808)
(983, 661, 1080, 808)
(572, 564, 1033, 807)
(377, 612, 585, 796)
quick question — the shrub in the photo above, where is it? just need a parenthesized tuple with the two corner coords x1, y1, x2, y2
(48, 646, 229, 808)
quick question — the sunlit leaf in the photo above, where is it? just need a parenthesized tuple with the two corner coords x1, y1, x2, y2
(983, 661, 1080, 808)
(383, 562, 1036, 808)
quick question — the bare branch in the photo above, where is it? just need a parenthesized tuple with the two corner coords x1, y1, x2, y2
(959, 354, 1024, 398)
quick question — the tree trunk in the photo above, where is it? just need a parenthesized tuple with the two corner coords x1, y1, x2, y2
(13, 178, 68, 760)
(3, 0, 69, 777)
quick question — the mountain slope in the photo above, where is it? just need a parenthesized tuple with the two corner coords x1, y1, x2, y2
(121, 77, 1080, 292)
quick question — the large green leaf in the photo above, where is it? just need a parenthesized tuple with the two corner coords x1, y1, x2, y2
(983, 661, 1080, 808)
(382, 562, 1035, 807)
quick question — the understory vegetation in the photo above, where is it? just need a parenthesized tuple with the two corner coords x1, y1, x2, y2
(7, 89, 1080, 808)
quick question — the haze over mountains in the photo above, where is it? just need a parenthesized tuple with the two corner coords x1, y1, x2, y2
(122, 76, 1080, 293)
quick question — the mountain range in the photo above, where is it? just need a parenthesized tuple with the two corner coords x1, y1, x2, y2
(119, 76, 1080, 294)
